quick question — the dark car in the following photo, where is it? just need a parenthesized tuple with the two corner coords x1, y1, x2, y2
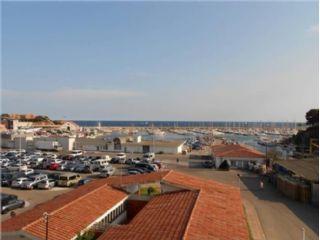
(1, 193, 25, 214)
(202, 161, 214, 169)
(78, 178, 92, 186)
(127, 167, 147, 174)
(134, 163, 155, 172)
(110, 158, 119, 164)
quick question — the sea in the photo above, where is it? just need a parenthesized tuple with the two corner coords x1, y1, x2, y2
(74, 120, 291, 153)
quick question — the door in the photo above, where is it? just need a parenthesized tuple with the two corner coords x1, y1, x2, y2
(142, 145, 150, 153)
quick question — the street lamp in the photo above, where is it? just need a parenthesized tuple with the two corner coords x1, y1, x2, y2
(43, 212, 49, 240)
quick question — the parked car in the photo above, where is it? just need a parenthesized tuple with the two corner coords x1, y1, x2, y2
(1, 174, 14, 187)
(49, 162, 60, 171)
(91, 159, 109, 171)
(57, 173, 81, 187)
(135, 163, 156, 172)
(37, 179, 55, 189)
(142, 152, 155, 162)
(202, 161, 214, 168)
(125, 158, 140, 165)
(98, 166, 115, 178)
(1, 193, 25, 214)
(127, 167, 146, 174)
(110, 158, 118, 164)
(78, 178, 92, 186)
(11, 177, 29, 188)
(21, 174, 48, 190)
(21, 168, 34, 175)
(128, 169, 141, 175)
(68, 150, 83, 157)
(115, 153, 126, 164)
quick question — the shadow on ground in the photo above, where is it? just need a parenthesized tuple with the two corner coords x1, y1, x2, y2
(240, 174, 319, 235)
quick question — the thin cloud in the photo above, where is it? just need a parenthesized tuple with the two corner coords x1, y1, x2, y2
(2, 88, 143, 100)
(307, 24, 319, 34)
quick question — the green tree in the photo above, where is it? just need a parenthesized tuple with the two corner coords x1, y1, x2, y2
(306, 109, 319, 126)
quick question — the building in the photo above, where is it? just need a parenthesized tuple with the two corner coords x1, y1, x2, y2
(212, 143, 265, 169)
(1, 133, 34, 150)
(56, 121, 81, 132)
(75, 137, 109, 151)
(34, 136, 76, 151)
(272, 158, 319, 205)
(1, 171, 249, 240)
(75, 136, 185, 154)
(124, 140, 185, 154)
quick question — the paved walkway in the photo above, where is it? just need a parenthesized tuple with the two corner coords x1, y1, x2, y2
(244, 199, 266, 240)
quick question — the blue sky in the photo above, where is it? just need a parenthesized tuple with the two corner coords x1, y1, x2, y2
(2, 1, 318, 121)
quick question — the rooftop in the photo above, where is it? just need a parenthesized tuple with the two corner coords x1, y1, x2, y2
(274, 158, 319, 182)
(100, 190, 199, 240)
(2, 171, 249, 240)
(212, 143, 265, 159)
(1, 178, 126, 240)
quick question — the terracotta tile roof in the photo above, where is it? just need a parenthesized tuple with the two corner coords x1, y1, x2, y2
(100, 190, 199, 240)
(1, 179, 127, 240)
(163, 171, 249, 240)
(2, 170, 249, 240)
(212, 144, 265, 158)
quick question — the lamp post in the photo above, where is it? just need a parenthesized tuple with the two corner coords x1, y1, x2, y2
(43, 212, 49, 240)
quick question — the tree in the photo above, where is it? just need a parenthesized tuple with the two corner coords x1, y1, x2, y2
(306, 109, 319, 126)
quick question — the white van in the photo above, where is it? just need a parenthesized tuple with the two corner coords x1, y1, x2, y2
(91, 159, 109, 171)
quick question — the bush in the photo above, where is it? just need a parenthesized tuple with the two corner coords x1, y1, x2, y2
(76, 230, 96, 240)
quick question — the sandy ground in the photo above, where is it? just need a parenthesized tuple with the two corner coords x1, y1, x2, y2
(1, 152, 318, 240)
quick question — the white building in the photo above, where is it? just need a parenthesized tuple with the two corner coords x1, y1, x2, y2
(74, 136, 185, 154)
(212, 143, 265, 169)
(34, 136, 75, 151)
(57, 121, 80, 132)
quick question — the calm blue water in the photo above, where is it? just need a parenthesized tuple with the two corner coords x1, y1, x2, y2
(74, 120, 297, 128)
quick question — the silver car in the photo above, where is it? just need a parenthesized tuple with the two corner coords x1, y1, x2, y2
(37, 179, 55, 189)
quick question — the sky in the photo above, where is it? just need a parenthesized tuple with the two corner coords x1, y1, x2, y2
(1, 1, 319, 121)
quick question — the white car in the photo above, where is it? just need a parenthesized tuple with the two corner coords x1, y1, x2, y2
(11, 178, 29, 188)
(143, 152, 155, 162)
(21, 174, 48, 190)
(69, 150, 83, 157)
(21, 168, 34, 175)
(37, 179, 55, 189)
(115, 153, 126, 164)
(98, 166, 115, 178)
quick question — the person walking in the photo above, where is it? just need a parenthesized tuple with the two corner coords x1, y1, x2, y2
(260, 179, 264, 190)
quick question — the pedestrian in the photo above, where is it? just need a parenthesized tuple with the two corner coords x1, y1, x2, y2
(176, 158, 179, 163)
(260, 180, 264, 190)
(10, 211, 16, 218)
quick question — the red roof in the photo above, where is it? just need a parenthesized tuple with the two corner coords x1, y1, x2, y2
(104, 171, 249, 240)
(1, 179, 127, 240)
(100, 190, 198, 240)
(212, 144, 265, 158)
(2, 170, 249, 240)
(163, 171, 249, 240)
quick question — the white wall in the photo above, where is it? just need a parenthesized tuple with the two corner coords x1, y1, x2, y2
(215, 157, 265, 169)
